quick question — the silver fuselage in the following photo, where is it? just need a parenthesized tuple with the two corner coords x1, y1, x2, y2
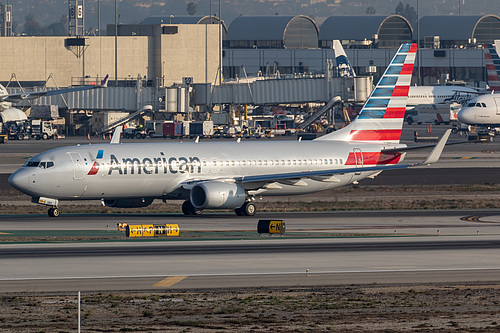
(9, 140, 403, 201)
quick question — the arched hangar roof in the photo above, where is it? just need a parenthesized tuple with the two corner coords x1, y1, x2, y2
(419, 15, 500, 43)
(319, 15, 413, 47)
(226, 16, 319, 49)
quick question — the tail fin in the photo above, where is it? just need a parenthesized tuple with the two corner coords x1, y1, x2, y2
(316, 43, 417, 143)
(100, 74, 109, 87)
(333, 40, 355, 77)
(484, 43, 500, 91)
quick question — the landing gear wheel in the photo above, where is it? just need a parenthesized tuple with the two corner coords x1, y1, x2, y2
(235, 207, 245, 216)
(235, 202, 256, 216)
(48, 207, 60, 217)
(182, 200, 203, 216)
(243, 203, 256, 216)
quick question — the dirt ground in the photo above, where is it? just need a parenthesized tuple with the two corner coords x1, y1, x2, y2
(3, 184, 500, 214)
(0, 284, 499, 332)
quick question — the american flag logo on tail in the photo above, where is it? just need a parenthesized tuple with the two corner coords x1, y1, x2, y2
(316, 43, 417, 144)
(484, 43, 500, 91)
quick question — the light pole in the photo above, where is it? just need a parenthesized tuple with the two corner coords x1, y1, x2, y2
(114, 0, 118, 85)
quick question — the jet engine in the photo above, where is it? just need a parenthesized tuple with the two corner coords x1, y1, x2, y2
(102, 198, 154, 208)
(190, 181, 246, 209)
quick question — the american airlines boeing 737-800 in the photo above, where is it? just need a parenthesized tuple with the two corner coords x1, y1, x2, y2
(8, 43, 451, 217)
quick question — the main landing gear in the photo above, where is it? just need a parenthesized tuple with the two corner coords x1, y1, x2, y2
(235, 202, 256, 216)
(48, 207, 60, 217)
(181, 200, 256, 216)
(182, 200, 203, 216)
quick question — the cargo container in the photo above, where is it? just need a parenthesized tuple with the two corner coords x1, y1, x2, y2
(189, 121, 213, 138)
(29, 105, 59, 119)
(162, 122, 184, 138)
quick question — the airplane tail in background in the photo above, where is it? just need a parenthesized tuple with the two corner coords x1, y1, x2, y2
(333, 40, 355, 77)
(484, 43, 500, 91)
(316, 43, 417, 144)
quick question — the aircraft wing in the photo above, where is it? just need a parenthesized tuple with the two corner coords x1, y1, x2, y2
(0, 74, 108, 103)
(235, 129, 451, 186)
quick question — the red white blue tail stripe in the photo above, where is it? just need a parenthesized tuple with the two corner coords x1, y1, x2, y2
(316, 43, 417, 144)
(484, 43, 500, 91)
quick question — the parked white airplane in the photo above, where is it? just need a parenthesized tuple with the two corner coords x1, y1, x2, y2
(332, 42, 478, 107)
(457, 44, 500, 128)
(0, 75, 109, 121)
(457, 92, 500, 127)
(9, 44, 452, 217)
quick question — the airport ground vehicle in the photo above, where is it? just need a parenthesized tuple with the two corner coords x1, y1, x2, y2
(5, 121, 30, 140)
(31, 119, 58, 140)
(406, 103, 461, 125)
(123, 126, 147, 139)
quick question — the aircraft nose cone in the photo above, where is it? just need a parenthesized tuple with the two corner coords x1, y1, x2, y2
(457, 108, 472, 124)
(8, 170, 29, 193)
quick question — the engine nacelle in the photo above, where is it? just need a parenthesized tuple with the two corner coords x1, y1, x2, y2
(190, 181, 246, 209)
(102, 198, 154, 208)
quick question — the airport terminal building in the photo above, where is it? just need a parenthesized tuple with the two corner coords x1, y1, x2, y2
(1, 14, 500, 89)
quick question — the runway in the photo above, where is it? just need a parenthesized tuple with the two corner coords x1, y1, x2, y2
(1, 127, 500, 293)
(0, 211, 499, 292)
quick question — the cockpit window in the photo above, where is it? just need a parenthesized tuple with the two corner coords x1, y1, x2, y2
(24, 161, 54, 168)
(467, 103, 475, 107)
(476, 103, 482, 107)
(25, 161, 40, 167)
(481, 103, 487, 107)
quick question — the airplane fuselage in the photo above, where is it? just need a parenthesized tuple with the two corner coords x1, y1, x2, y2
(407, 86, 477, 107)
(10, 140, 404, 201)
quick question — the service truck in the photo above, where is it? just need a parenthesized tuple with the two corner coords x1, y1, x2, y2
(31, 119, 58, 140)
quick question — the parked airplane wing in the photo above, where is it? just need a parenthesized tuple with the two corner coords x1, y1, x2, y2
(0, 74, 108, 103)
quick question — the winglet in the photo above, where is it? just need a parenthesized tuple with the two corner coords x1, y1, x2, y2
(110, 126, 122, 144)
(100, 74, 109, 88)
(419, 129, 451, 165)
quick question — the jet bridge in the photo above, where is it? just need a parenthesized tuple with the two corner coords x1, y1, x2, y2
(193, 75, 372, 106)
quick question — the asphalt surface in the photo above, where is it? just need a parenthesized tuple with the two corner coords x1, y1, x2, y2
(0, 210, 499, 292)
(1, 126, 500, 293)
